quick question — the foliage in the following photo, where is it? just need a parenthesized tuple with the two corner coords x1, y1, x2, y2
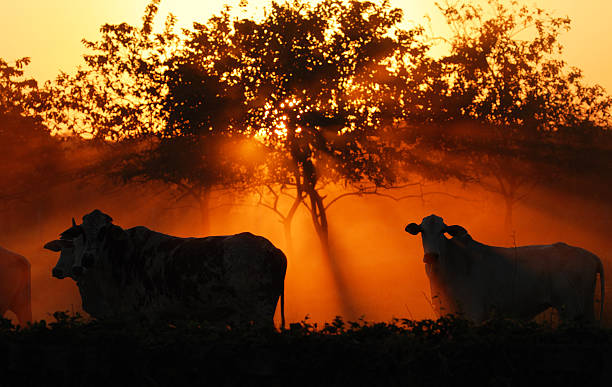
(41, 0, 174, 140)
(40, 1, 266, 233)
(37, 0, 612, 238)
(214, 0, 436, 256)
(411, 0, 612, 230)
(0, 57, 66, 204)
(0, 313, 609, 386)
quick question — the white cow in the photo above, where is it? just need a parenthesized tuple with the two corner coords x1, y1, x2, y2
(0, 246, 32, 325)
(45, 210, 287, 328)
(405, 214, 604, 323)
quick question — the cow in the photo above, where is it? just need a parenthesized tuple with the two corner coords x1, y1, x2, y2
(0, 246, 32, 325)
(405, 214, 605, 324)
(44, 210, 286, 328)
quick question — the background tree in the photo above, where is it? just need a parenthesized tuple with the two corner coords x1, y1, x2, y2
(424, 0, 612, 232)
(115, 8, 266, 234)
(0, 57, 66, 211)
(0, 57, 74, 243)
(157, 0, 439, 315)
(41, 1, 265, 234)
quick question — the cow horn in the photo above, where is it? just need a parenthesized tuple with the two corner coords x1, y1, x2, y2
(72, 218, 77, 227)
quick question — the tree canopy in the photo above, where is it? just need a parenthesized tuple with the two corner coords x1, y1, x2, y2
(0, 58, 66, 205)
(36, 0, 612, 241)
(415, 0, 612, 230)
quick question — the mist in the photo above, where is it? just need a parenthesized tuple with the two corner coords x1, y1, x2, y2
(2, 168, 610, 326)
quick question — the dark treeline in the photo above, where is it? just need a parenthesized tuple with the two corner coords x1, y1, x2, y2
(1, 0, 611, 318)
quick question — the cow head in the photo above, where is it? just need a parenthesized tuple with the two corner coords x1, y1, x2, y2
(405, 214, 468, 264)
(44, 218, 83, 279)
(44, 238, 76, 279)
(71, 210, 128, 275)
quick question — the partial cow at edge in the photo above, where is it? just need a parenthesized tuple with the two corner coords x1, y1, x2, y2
(44, 210, 287, 328)
(0, 246, 31, 325)
(406, 214, 605, 324)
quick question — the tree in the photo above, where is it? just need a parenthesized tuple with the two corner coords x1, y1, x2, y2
(223, 0, 430, 255)
(203, 0, 437, 316)
(0, 57, 65, 202)
(425, 0, 612, 232)
(41, 1, 264, 234)
(0, 57, 71, 240)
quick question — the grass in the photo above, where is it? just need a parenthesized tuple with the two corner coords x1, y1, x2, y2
(0, 312, 610, 386)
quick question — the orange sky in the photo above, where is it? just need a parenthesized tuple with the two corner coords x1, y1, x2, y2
(1, 0, 611, 92)
(1, 0, 611, 325)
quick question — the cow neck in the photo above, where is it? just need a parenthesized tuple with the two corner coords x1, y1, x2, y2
(437, 236, 474, 279)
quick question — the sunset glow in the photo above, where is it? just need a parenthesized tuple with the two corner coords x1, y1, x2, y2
(0, 1, 610, 92)
(0, 0, 611, 330)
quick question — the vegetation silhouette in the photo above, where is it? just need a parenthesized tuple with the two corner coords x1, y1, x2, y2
(0, 313, 609, 386)
(0, 0, 611, 326)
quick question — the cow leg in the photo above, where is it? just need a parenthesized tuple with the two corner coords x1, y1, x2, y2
(11, 302, 32, 326)
(463, 303, 486, 323)
(10, 293, 32, 325)
(556, 296, 592, 323)
(555, 279, 596, 324)
(575, 285, 596, 323)
(10, 278, 32, 325)
(582, 294, 595, 323)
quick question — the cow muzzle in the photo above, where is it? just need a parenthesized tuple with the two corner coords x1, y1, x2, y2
(423, 253, 439, 264)
(52, 267, 66, 279)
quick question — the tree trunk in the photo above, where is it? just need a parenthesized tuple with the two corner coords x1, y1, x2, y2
(281, 192, 304, 258)
(493, 173, 517, 239)
(282, 220, 295, 258)
(504, 194, 514, 236)
(306, 188, 358, 319)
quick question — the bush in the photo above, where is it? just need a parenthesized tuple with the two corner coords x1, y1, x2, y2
(0, 313, 609, 386)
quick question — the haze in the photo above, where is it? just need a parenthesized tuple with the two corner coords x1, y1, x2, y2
(0, 0, 610, 326)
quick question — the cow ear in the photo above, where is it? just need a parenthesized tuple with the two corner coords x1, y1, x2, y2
(60, 225, 83, 240)
(445, 225, 468, 238)
(44, 240, 68, 252)
(405, 223, 422, 235)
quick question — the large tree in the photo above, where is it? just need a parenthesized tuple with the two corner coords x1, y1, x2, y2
(422, 0, 612, 232)
(226, 0, 430, 255)
(41, 1, 265, 234)
(166, 0, 440, 316)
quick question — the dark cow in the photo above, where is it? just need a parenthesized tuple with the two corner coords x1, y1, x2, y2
(0, 246, 31, 325)
(44, 210, 287, 328)
(406, 214, 604, 323)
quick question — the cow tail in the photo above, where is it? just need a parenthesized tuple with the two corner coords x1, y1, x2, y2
(277, 247, 287, 330)
(281, 280, 285, 330)
(598, 258, 605, 324)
